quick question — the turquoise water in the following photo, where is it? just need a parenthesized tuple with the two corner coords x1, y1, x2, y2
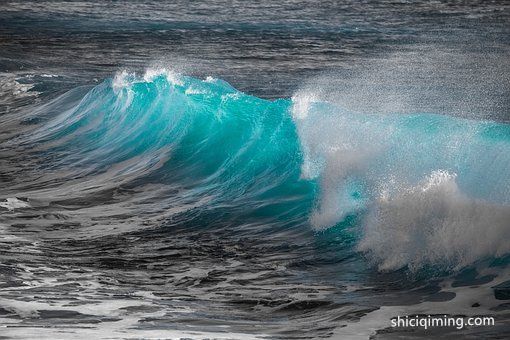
(1, 65, 510, 340)
(16, 70, 509, 274)
(1, 1, 510, 338)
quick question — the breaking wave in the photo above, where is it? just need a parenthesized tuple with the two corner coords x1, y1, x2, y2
(10, 68, 510, 272)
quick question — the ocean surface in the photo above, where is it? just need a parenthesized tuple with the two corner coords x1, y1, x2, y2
(0, 1, 510, 339)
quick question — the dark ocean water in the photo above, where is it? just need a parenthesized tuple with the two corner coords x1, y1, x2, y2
(0, 1, 510, 339)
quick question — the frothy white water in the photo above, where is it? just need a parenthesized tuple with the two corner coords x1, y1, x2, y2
(0, 73, 39, 98)
(0, 197, 31, 211)
(358, 170, 510, 271)
(291, 86, 510, 270)
(112, 68, 184, 93)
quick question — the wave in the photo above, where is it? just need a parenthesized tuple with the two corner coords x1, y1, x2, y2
(292, 86, 510, 270)
(11, 68, 510, 272)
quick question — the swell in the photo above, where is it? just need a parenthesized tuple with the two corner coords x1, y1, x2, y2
(4, 69, 510, 272)
(10, 70, 307, 202)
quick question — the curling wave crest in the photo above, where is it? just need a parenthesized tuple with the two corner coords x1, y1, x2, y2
(13, 68, 510, 272)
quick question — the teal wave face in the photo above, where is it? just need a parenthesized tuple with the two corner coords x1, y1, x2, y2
(22, 70, 315, 225)
(19, 69, 510, 272)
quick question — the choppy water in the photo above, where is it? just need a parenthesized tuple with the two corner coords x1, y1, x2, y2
(1, 1, 509, 339)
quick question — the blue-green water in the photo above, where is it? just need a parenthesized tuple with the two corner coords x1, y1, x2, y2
(1, 1, 510, 339)
(1, 67, 510, 340)
(18, 71, 510, 271)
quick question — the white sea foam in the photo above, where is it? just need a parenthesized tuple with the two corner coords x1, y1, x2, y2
(143, 67, 184, 86)
(0, 73, 39, 99)
(113, 68, 184, 94)
(0, 198, 31, 211)
(112, 69, 132, 92)
(358, 170, 510, 271)
(291, 90, 318, 120)
(291, 87, 510, 270)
